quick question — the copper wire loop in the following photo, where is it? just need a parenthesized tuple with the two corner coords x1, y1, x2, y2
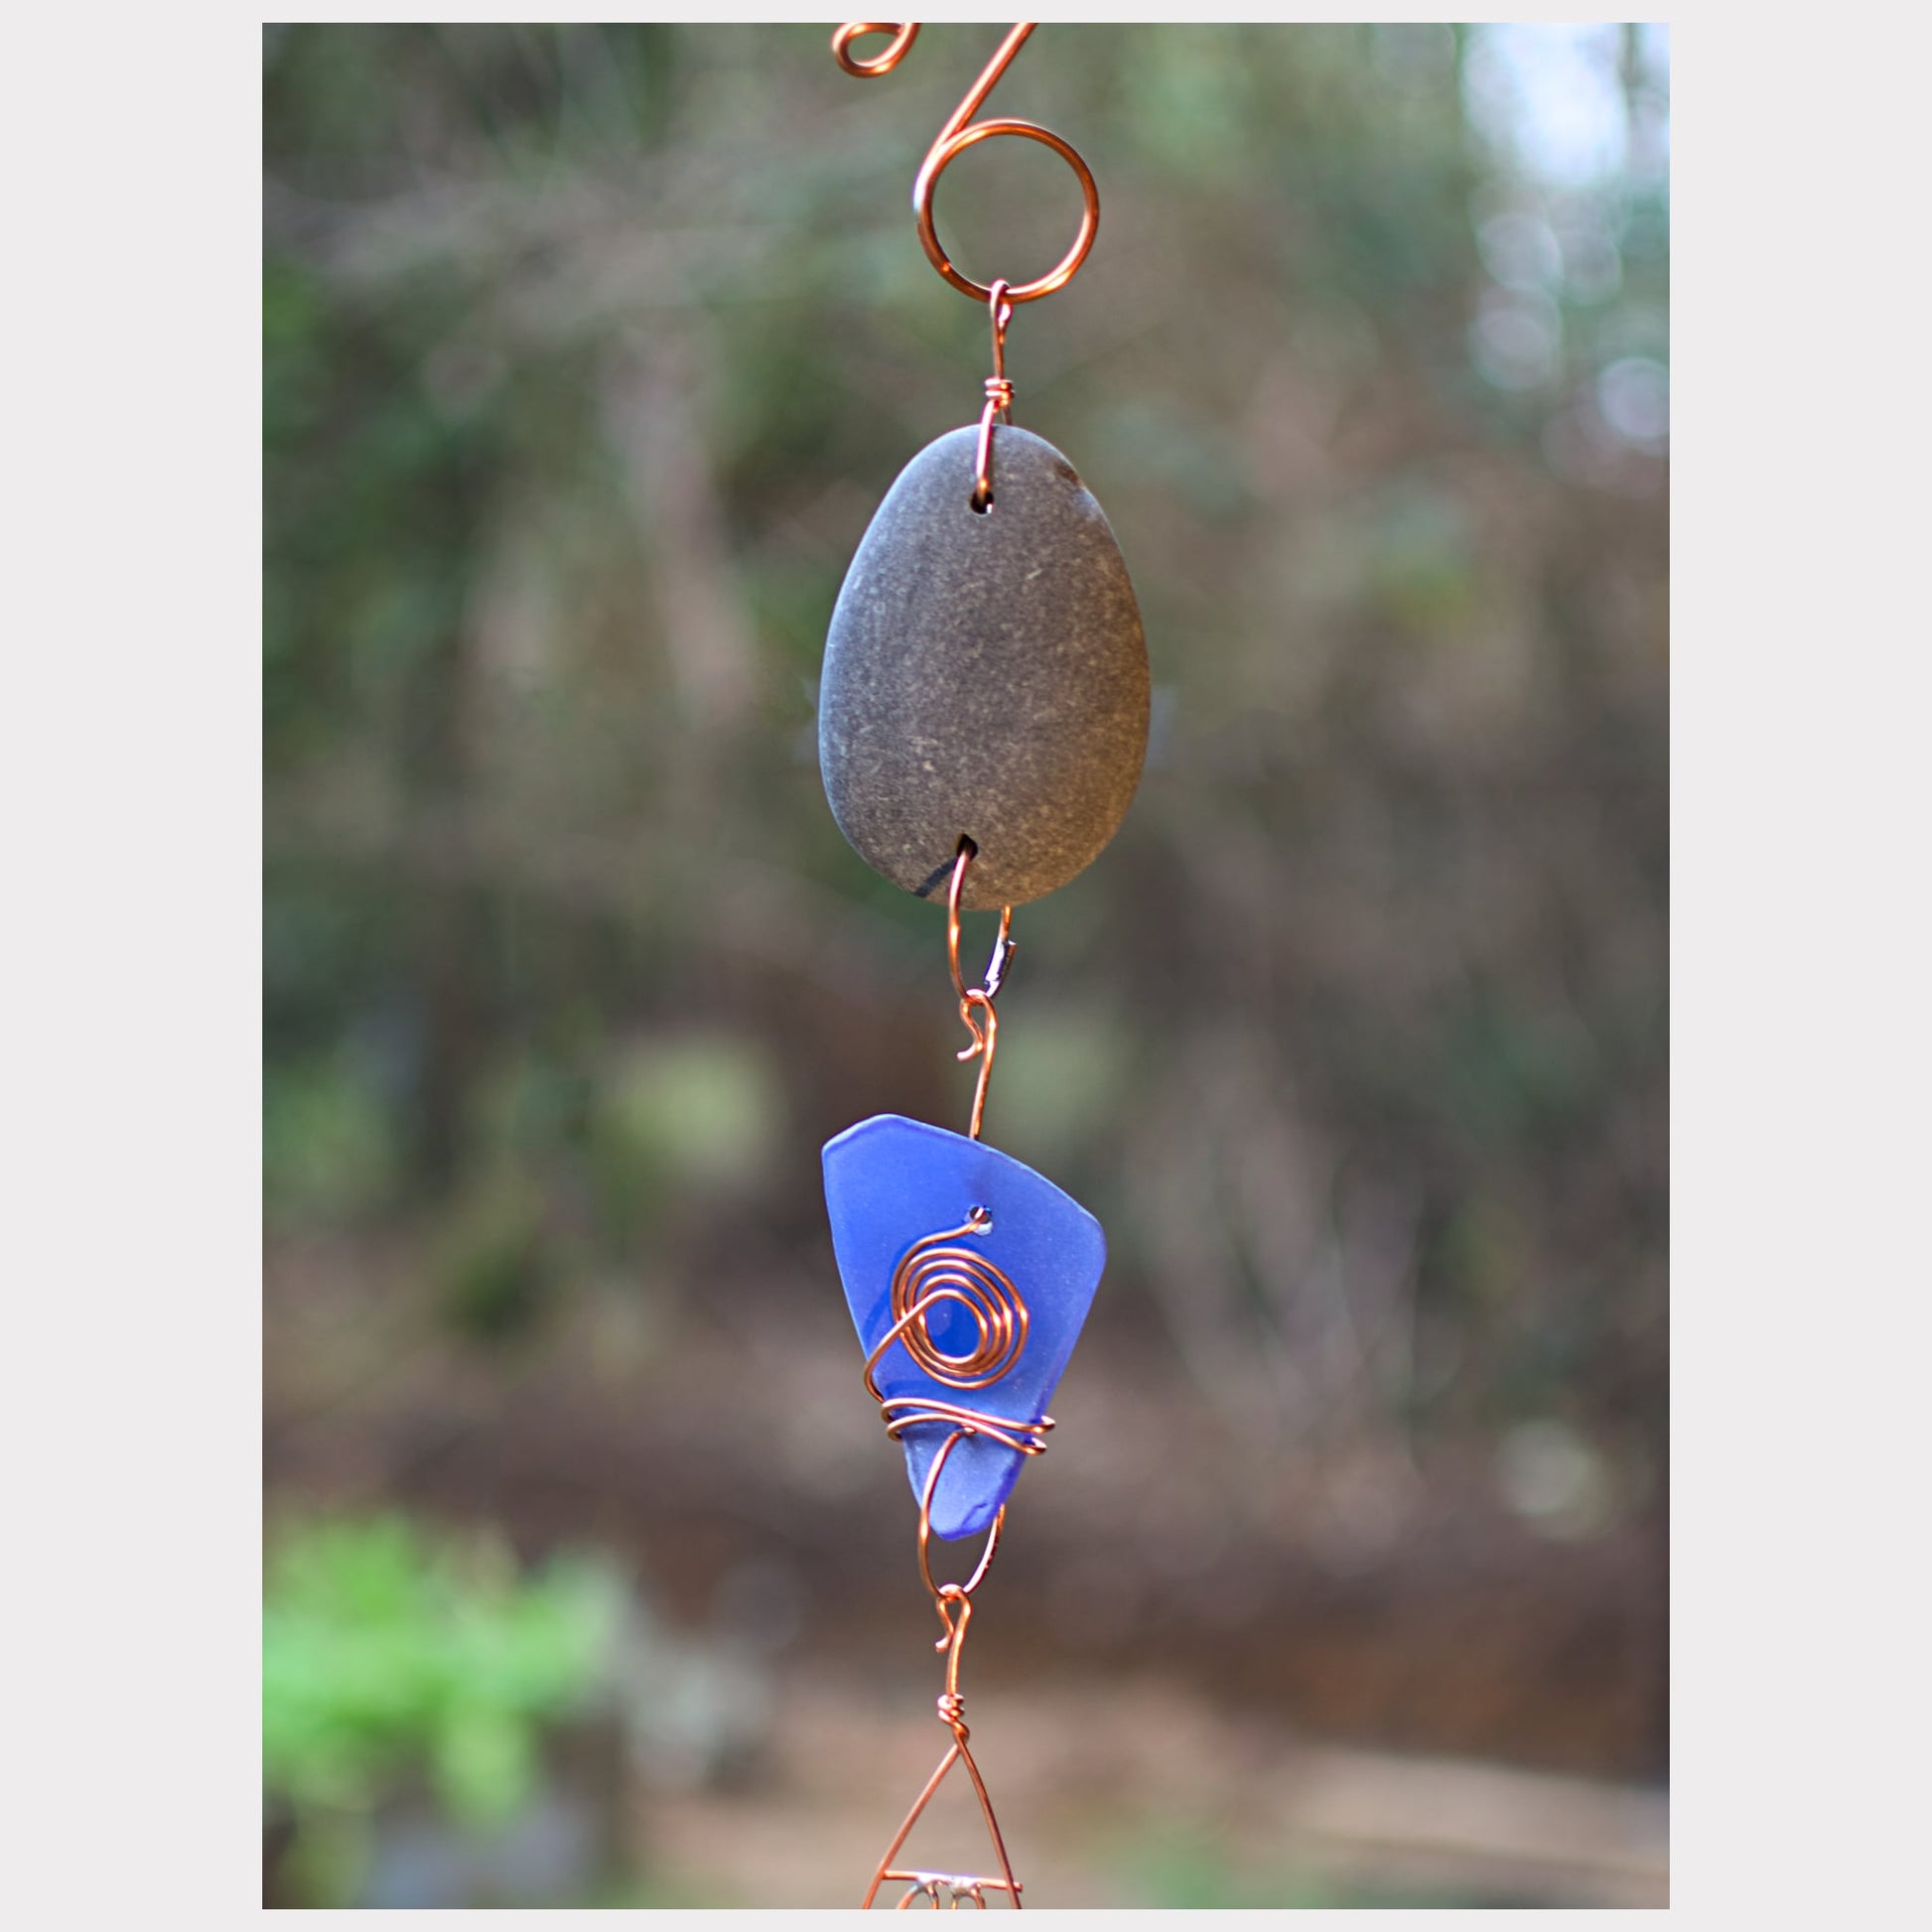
(831, 23, 1099, 307)
(830, 20, 919, 76)
(945, 845, 1014, 1141)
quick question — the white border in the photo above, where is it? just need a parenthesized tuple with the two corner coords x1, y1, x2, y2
(12, 9, 1926, 1926)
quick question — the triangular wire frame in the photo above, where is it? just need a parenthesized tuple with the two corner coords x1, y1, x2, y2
(860, 1714, 1020, 1910)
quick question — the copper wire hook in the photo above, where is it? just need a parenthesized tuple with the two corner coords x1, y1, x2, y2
(831, 23, 1100, 306)
(946, 845, 1014, 1142)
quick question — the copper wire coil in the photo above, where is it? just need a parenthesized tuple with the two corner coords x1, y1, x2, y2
(891, 1213, 1027, 1389)
(863, 1211, 1052, 1461)
(862, 1212, 1051, 1463)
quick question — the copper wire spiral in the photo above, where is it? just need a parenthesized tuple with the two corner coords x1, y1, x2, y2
(893, 1214, 1026, 1387)
(864, 1212, 1052, 1461)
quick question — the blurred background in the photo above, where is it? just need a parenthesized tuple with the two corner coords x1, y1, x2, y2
(263, 22, 1667, 1909)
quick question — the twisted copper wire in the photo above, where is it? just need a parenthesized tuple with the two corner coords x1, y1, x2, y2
(972, 283, 1017, 511)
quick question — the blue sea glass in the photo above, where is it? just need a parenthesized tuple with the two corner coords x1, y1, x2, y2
(823, 1113, 1106, 1541)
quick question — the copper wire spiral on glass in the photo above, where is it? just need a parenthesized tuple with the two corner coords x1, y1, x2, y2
(864, 1212, 1052, 1460)
(893, 1215, 1026, 1386)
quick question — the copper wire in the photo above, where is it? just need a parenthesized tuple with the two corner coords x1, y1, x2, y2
(831, 31, 1084, 514)
(860, 1428, 1030, 1910)
(830, 24, 1099, 308)
(858, 1207, 1054, 1907)
(863, 1211, 1053, 1465)
(945, 845, 1014, 1142)
(878, 1213, 1027, 1388)
(972, 282, 1017, 512)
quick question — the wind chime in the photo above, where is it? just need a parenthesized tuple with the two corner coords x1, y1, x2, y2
(817, 23, 1150, 1910)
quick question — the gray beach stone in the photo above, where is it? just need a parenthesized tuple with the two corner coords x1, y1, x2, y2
(819, 425, 1150, 909)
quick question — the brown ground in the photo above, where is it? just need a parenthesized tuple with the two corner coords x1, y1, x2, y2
(266, 1233, 1667, 1906)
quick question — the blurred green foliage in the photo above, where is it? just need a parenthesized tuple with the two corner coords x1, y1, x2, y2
(590, 1034, 784, 1233)
(262, 1514, 617, 1895)
(263, 1047, 397, 1219)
